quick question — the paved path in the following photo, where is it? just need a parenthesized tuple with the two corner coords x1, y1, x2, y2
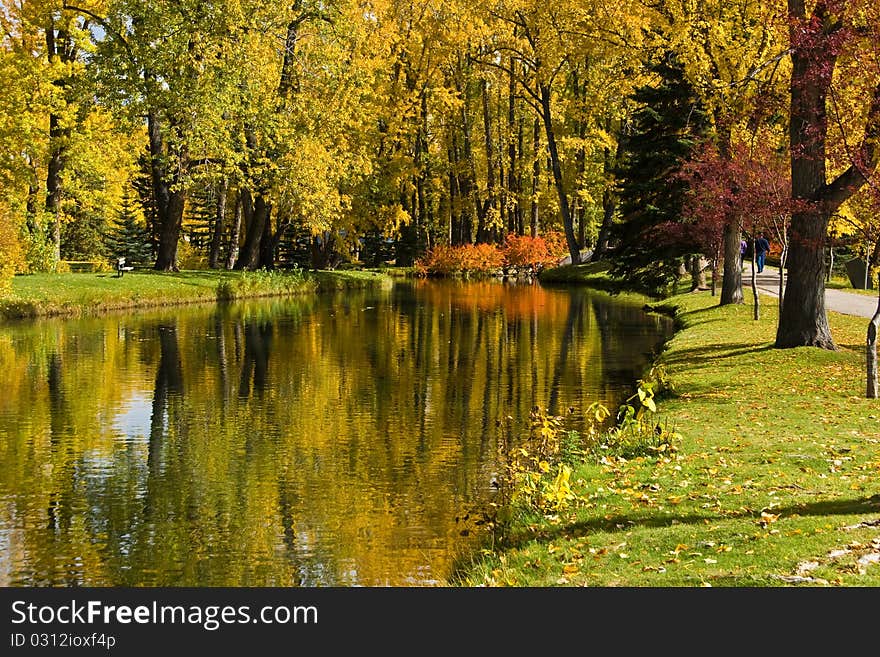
(747, 265, 879, 319)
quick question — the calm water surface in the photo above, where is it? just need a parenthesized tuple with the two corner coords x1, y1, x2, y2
(0, 279, 672, 586)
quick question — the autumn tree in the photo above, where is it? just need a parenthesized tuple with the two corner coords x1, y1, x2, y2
(679, 138, 795, 318)
(1, 0, 137, 271)
(473, 0, 646, 266)
(649, 1, 788, 306)
(775, 0, 880, 349)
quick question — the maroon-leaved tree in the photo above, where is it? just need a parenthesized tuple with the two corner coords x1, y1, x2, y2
(677, 139, 796, 313)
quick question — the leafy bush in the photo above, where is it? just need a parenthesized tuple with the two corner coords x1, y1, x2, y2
(415, 233, 571, 277)
(176, 239, 208, 270)
(496, 409, 577, 514)
(502, 234, 553, 269)
(496, 379, 681, 519)
(23, 232, 58, 273)
(0, 211, 24, 296)
(541, 230, 570, 261)
(415, 243, 505, 276)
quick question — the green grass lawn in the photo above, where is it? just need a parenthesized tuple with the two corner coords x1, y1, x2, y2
(826, 274, 878, 296)
(456, 290, 880, 587)
(0, 268, 393, 320)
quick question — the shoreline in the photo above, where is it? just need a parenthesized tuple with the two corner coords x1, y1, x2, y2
(0, 269, 394, 322)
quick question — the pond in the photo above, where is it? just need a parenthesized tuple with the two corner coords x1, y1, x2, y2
(0, 279, 673, 586)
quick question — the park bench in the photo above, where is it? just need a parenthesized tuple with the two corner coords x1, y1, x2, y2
(116, 257, 135, 278)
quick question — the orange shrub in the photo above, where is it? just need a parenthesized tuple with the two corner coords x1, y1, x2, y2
(416, 234, 574, 277)
(541, 230, 570, 261)
(501, 233, 553, 268)
(463, 243, 505, 272)
(416, 243, 504, 276)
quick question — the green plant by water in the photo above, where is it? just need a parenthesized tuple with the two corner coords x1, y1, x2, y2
(493, 366, 681, 526)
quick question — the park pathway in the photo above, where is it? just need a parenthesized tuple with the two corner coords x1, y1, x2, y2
(748, 265, 879, 319)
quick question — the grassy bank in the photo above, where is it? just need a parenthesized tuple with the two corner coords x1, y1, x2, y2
(456, 290, 880, 586)
(538, 260, 668, 299)
(538, 260, 616, 287)
(0, 268, 393, 321)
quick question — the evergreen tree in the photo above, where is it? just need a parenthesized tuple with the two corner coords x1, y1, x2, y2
(61, 210, 108, 262)
(104, 189, 154, 266)
(610, 53, 710, 295)
(132, 150, 159, 258)
(185, 182, 216, 252)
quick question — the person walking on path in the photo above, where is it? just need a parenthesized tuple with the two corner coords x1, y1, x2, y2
(755, 233, 771, 273)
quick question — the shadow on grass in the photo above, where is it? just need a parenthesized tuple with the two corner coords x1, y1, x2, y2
(837, 343, 869, 354)
(662, 343, 775, 368)
(498, 495, 880, 549)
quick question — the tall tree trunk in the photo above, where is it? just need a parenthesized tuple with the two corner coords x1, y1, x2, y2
(593, 125, 625, 261)
(45, 114, 65, 263)
(867, 276, 880, 398)
(45, 21, 73, 265)
(234, 190, 269, 270)
(454, 128, 474, 244)
(776, 207, 833, 347)
(413, 92, 428, 250)
(478, 78, 497, 243)
(516, 116, 525, 235)
(506, 61, 519, 235)
(530, 117, 540, 238)
(539, 85, 579, 265)
(464, 106, 486, 240)
(750, 242, 759, 321)
(720, 218, 744, 304)
(257, 205, 275, 270)
(148, 112, 185, 271)
(226, 191, 242, 270)
(208, 177, 228, 269)
(259, 213, 290, 270)
(571, 69, 587, 250)
(776, 18, 835, 347)
(447, 136, 460, 244)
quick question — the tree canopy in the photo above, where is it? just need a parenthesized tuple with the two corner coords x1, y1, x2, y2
(1, 0, 878, 349)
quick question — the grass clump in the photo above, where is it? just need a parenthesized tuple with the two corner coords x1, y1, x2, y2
(216, 266, 315, 300)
